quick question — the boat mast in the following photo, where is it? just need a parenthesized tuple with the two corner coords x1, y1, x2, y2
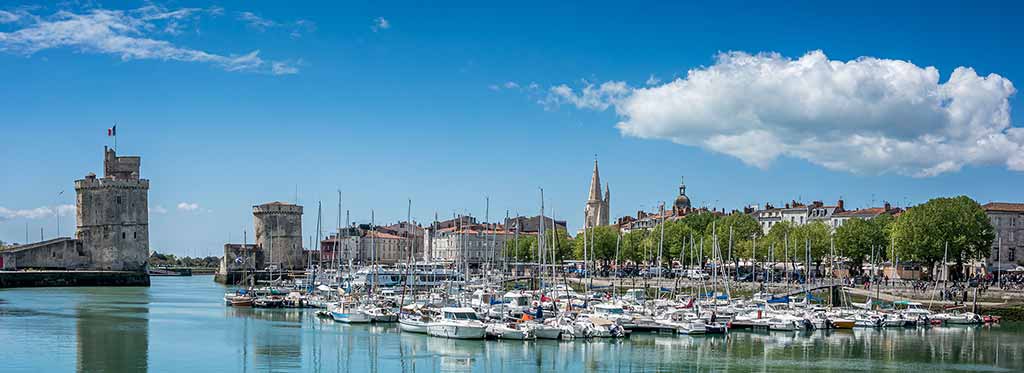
(538, 187, 545, 290)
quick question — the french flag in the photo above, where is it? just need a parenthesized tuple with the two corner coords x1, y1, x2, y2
(107, 125, 116, 136)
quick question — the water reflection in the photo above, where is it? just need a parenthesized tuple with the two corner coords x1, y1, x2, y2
(75, 288, 150, 373)
(3, 277, 1022, 372)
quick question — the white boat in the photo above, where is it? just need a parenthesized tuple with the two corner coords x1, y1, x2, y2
(427, 307, 488, 339)
(330, 303, 372, 323)
(365, 305, 398, 323)
(486, 322, 535, 340)
(934, 312, 982, 325)
(526, 322, 564, 339)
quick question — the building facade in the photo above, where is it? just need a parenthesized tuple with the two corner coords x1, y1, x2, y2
(984, 202, 1024, 270)
(320, 225, 413, 266)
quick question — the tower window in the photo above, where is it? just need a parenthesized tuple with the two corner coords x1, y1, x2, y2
(122, 232, 126, 239)
(117, 196, 122, 204)
(134, 232, 137, 239)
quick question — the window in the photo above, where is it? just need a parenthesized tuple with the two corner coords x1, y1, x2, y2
(122, 232, 126, 239)
(1010, 248, 1016, 262)
(134, 232, 137, 239)
(117, 196, 122, 204)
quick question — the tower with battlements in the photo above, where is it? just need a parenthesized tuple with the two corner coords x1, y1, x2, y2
(74, 146, 150, 271)
(253, 202, 304, 270)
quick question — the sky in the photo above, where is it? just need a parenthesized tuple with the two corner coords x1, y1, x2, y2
(1, 1, 1022, 256)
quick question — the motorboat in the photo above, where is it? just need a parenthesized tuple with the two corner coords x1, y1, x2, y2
(330, 302, 372, 323)
(486, 322, 535, 340)
(427, 307, 488, 339)
(365, 305, 398, 323)
(525, 321, 564, 339)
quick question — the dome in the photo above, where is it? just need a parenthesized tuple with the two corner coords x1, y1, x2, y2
(674, 176, 690, 211)
(674, 194, 691, 211)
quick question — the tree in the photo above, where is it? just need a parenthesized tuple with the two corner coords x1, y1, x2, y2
(834, 215, 892, 276)
(548, 228, 575, 263)
(891, 196, 994, 280)
(789, 221, 831, 275)
(573, 225, 620, 265)
(764, 221, 795, 260)
(709, 213, 761, 260)
(646, 220, 696, 266)
(620, 229, 649, 264)
(504, 234, 537, 262)
(680, 211, 717, 234)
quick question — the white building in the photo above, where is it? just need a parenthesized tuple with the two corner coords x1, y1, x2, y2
(984, 202, 1024, 270)
(425, 225, 515, 268)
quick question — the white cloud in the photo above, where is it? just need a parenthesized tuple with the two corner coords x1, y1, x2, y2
(0, 204, 75, 221)
(0, 10, 22, 23)
(645, 74, 660, 86)
(0, 7, 298, 75)
(544, 50, 1022, 177)
(237, 11, 276, 30)
(150, 205, 168, 214)
(272, 61, 298, 75)
(177, 202, 200, 211)
(543, 81, 630, 111)
(372, 17, 390, 32)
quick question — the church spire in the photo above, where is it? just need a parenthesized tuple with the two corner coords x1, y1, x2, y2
(588, 158, 602, 202)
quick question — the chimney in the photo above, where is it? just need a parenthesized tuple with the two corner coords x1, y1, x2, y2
(884, 201, 891, 211)
(837, 199, 845, 211)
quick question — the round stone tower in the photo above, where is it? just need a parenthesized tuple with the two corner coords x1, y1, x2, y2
(253, 202, 304, 270)
(74, 147, 150, 271)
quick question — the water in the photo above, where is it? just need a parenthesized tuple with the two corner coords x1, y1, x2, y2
(0, 276, 1021, 372)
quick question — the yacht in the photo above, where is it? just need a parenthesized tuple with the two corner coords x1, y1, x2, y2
(330, 302, 372, 323)
(427, 307, 488, 339)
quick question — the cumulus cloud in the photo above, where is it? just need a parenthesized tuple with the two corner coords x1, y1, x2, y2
(0, 6, 298, 75)
(372, 17, 390, 32)
(543, 50, 1022, 177)
(177, 202, 200, 212)
(0, 204, 75, 221)
(150, 205, 168, 214)
(645, 74, 661, 86)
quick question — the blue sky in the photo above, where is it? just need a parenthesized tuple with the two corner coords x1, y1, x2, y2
(1, 1, 1022, 256)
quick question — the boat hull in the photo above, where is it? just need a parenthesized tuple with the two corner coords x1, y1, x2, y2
(427, 324, 487, 339)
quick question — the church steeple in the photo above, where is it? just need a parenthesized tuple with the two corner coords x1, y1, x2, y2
(584, 157, 611, 228)
(588, 158, 602, 202)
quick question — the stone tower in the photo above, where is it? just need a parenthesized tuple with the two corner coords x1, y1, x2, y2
(253, 202, 304, 270)
(584, 159, 611, 228)
(74, 146, 150, 271)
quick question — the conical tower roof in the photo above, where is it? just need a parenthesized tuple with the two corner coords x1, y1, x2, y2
(588, 159, 602, 202)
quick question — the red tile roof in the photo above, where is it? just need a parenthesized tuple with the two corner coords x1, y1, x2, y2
(984, 202, 1024, 213)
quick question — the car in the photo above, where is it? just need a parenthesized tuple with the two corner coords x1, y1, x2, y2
(684, 269, 709, 280)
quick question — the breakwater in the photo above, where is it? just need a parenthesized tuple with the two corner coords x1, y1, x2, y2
(0, 271, 150, 288)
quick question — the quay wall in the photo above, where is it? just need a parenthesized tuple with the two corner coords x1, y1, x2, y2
(0, 271, 150, 288)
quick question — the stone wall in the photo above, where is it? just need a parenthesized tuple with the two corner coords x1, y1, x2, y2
(0, 238, 90, 270)
(0, 271, 150, 288)
(253, 202, 303, 269)
(75, 176, 150, 271)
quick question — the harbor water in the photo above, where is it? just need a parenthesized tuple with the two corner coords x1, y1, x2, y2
(1, 276, 1022, 372)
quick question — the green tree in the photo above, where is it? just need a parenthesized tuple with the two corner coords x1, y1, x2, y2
(620, 229, 649, 264)
(711, 213, 761, 260)
(834, 214, 893, 276)
(789, 221, 832, 274)
(504, 234, 537, 262)
(573, 226, 620, 265)
(680, 211, 717, 234)
(546, 228, 575, 262)
(891, 196, 994, 280)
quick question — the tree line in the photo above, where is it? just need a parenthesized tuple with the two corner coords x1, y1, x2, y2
(506, 196, 994, 280)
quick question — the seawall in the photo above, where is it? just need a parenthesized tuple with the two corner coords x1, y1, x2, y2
(0, 271, 150, 288)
